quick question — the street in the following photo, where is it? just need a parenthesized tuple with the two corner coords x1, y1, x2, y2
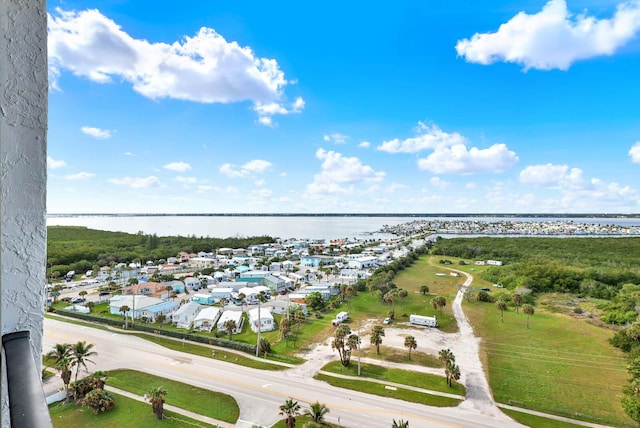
(44, 317, 522, 428)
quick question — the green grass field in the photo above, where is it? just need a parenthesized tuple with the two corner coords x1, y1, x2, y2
(49, 392, 215, 427)
(314, 373, 462, 407)
(321, 361, 465, 396)
(463, 291, 631, 426)
(107, 369, 240, 423)
(501, 408, 589, 428)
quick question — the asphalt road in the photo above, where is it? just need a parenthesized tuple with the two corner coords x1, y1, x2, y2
(44, 318, 526, 428)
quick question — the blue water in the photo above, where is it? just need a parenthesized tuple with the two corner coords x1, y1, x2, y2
(46, 215, 640, 241)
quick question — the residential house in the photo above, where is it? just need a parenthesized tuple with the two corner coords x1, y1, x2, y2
(188, 256, 217, 269)
(209, 287, 233, 300)
(123, 281, 171, 299)
(140, 300, 179, 323)
(183, 277, 201, 291)
(347, 256, 379, 270)
(192, 293, 216, 305)
(216, 310, 244, 334)
(172, 301, 202, 329)
(108, 295, 178, 322)
(193, 307, 221, 332)
(247, 307, 275, 333)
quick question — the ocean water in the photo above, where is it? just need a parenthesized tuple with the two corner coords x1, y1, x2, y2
(46, 215, 640, 241)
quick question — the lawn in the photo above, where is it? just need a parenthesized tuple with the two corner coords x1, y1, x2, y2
(463, 297, 632, 426)
(501, 408, 591, 428)
(314, 373, 462, 407)
(321, 361, 465, 396)
(107, 369, 240, 423)
(49, 392, 216, 427)
(361, 345, 443, 368)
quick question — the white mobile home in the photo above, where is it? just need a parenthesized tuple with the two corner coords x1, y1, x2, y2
(247, 307, 275, 333)
(409, 314, 438, 328)
(216, 311, 244, 334)
(193, 307, 221, 332)
(172, 301, 202, 329)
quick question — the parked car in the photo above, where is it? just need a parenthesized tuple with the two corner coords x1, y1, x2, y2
(383, 317, 391, 325)
(71, 297, 86, 304)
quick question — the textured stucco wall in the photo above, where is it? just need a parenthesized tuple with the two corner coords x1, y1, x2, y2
(0, 1, 48, 426)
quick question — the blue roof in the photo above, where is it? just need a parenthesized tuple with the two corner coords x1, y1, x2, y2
(143, 301, 178, 313)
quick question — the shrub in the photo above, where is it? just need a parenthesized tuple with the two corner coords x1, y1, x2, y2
(477, 290, 492, 302)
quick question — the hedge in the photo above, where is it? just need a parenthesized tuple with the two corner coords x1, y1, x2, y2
(55, 309, 256, 354)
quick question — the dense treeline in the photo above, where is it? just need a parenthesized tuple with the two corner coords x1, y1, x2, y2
(47, 226, 275, 278)
(433, 237, 640, 298)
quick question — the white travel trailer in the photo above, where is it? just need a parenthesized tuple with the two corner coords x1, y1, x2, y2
(332, 311, 349, 326)
(410, 314, 438, 328)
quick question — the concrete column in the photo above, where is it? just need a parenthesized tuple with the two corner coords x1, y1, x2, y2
(0, 1, 48, 426)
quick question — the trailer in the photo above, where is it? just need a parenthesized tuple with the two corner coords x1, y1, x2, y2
(332, 311, 349, 326)
(410, 314, 438, 328)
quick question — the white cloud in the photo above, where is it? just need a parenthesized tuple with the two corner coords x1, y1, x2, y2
(64, 172, 95, 180)
(465, 182, 477, 189)
(175, 176, 197, 184)
(108, 176, 162, 188)
(306, 149, 385, 195)
(519, 162, 640, 211)
(47, 156, 66, 169)
(418, 143, 518, 174)
(243, 159, 272, 173)
(81, 126, 112, 139)
(430, 176, 451, 188)
(630, 141, 640, 163)
(519, 163, 583, 188)
(163, 161, 191, 172)
(255, 179, 266, 186)
(359, 141, 371, 148)
(377, 123, 466, 154)
(455, 0, 640, 71)
(254, 97, 305, 126)
(48, 9, 301, 123)
(124, 151, 135, 157)
(219, 159, 272, 177)
(323, 133, 349, 144)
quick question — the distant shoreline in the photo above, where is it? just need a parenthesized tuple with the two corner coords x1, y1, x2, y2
(46, 213, 640, 218)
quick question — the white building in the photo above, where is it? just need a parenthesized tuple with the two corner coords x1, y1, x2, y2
(247, 307, 275, 333)
(172, 301, 202, 329)
(193, 307, 221, 332)
(216, 311, 244, 334)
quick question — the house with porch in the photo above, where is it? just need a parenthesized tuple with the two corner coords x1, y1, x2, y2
(247, 307, 275, 333)
(172, 301, 202, 329)
(216, 311, 244, 334)
(193, 307, 221, 332)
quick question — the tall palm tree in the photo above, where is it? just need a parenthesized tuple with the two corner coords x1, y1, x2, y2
(219, 296, 229, 311)
(119, 305, 130, 329)
(522, 304, 535, 329)
(224, 319, 237, 340)
(370, 325, 385, 354)
(303, 401, 330, 424)
(279, 398, 301, 428)
(46, 343, 73, 393)
(436, 296, 447, 315)
(496, 298, 508, 322)
(512, 293, 522, 314)
(404, 335, 417, 360)
(430, 297, 438, 315)
(71, 341, 98, 385)
(438, 348, 455, 367)
(148, 386, 168, 420)
(445, 362, 461, 387)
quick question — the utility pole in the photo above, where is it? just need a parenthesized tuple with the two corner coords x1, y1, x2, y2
(357, 320, 361, 376)
(255, 300, 261, 357)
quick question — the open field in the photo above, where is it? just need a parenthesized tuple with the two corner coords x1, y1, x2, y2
(49, 392, 215, 428)
(321, 361, 465, 396)
(501, 409, 587, 428)
(107, 369, 240, 423)
(463, 294, 631, 426)
(314, 373, 462, 407)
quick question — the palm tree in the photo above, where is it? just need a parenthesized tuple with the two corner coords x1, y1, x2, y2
(82, 389, 115, 415)
(522, 304, 535, 329)
(219, 296, 229, 311)
(279, 398, 301, 428)
(303, 401, 330, 424)
(156, 314, 166, 324)
(46, 343, 73, 394)
(392, 419, 409, 428)
(430, 297, 438, 315)
(224, 319, 237, 340)
(78, 290, 87, 299)
(438, 348, 455, 367)
(88, 370, 107, 390)
(384, 289, 398, 318)
(259, 337, 271, 357)
(71, 341, 98, 385)
(370, 325, 385, 354)
(512, 293, 522, 313)
(119, 305, 130, 329)
(148, 386, 168, 420)
(496, 298, 508, 322)
(436, 296, 447, 315)
(404, 335, 417, 360)
(445, 362, 461, 387)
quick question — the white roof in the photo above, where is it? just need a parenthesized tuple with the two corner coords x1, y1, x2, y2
(173, 301, 201, 316)
(217, 311, 243, 325)
(109, 295, 163, 310)
(194, 307, 220, 322)
(248, 307, 274, 322)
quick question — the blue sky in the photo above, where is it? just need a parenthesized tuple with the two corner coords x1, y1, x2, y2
(47, 0, 640, 214)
